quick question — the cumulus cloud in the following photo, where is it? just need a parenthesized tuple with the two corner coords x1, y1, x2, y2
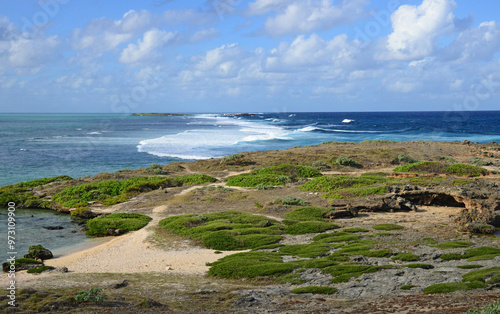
(0, 16, 60, 74)
(248, 0, 369, 37)
(119, 29, 177, 64)
(382, 0, 457, 61)
(440, 21, 500, 63)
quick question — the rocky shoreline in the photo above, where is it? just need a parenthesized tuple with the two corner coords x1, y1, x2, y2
(1, 140, 499, 313)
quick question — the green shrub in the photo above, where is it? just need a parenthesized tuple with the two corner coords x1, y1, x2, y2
(255, 184, 275, 190)
(373, 224, 404, 231)
(434, 241, 472, 249)
(323, 264, 382, 283)
(86, 213, 152, 236)
(75, 288, 104, 302)
(323, 185, 387, 199)
(226, 164, 322, 187)
(291, 286, 338, 294)
(462, 267, 500, 283)
(423, 282, 486, 294)
(299, 175, 387, 194)
(279, 244, 331, 258)
(444, 164, 488, 177)
(458, 265, 483, 269)
(274, 197, 309, 206)
(343, 228, 370, 233)
(391, 253, 420, 262)
(144, 164, 166, 175)
(284, 221, 341, 235)
(312, 160, 330, 171)
(400, 284, 415, 290)
(440, 247, 500, 261)
(54, 175, 217, 207)
(335, 156, 361, 167)
(27, 266, 55, 274)
(220, 153, 245, 165)
(278, 273, 305, 284)
(393, 161, 445, 173)
(464, 300, 500, 314)
(397, 154, 418, 164)
(159, 211, 284, 250)
(207, 252, 296, 278)
(284, 207, 330, 221)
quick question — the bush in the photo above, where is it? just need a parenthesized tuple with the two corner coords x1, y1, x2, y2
(53, 175, 217, 207)
(284, 220, 341, 235)
(393, 161, 445, 173)
(284, 207, 330, 221)
(397, 154, 418, 164)
(159, 211, 284, 250)
(445, 164, 488, 177)
(434, 241, 472, 249)
(312, 160, 330, 171)
(335, 156, 361, 167)
(291, 286, 338, 294)
(274, 197, 309, 206)
(391, 253, 420, 262)
(464, 300, 500, 314)
(423, 282, 486, 294)
(226, 164, 322, 187)
(27, 266, 55, 274)
(144, 164, 167, 175)
(75, 288, 104, 302)
(220, 153, 245, 165)
(440, 247, 500, 261)
(462, 267, 500, 283)
(279, 244, 331, 258)
(372, 224, 404, 231)
(86, 213, 152, 236)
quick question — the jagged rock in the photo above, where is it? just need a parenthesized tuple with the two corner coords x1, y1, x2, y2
(25, 245, 53, 260)
(109, 279, 129, 289)
(106, 228, 124, 236)
(55, 267, 68, 273)
(463, 140, 471, 145)
(325, 205, 359, 219)
(461, 223, 496, 234)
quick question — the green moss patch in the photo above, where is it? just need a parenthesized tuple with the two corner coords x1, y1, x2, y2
(284, 220, 341, 235)
(462, 267, 500, 283)
(434, 241, 472, 249)
(27, 266, 55, 274)
(373, 224, 404, 231)
(291, 286, 338, 294)
(53, 175, 217, 207)
(86, 213, 152, 236)
(299, 174, 388, 199)
(445, 164, 488, 177)
(391, 253, 420, 262)
(400, 284, 416, 290)
(343, 228, 370, 233)
(323, 264, 382, 283)
(423, 282, 486, 294)
(160, 211, 284, 250)
(284, 207, 330, 221)
(279, 244, 331, 258)
(457, 265, 483, 269)
(226, 164, 322, 187)
(440, 247, 500, 261)
(207, 252, 296, 278)
(393, 162, 487, 177)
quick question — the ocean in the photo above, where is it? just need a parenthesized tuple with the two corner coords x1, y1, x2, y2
(1, 111, 500, 262)
(1, 111, 500, 187)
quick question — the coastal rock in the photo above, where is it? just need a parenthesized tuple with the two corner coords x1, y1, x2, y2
(325, 205, 359, 219)
(25, 245, 53, 260)
(43, 226, 64, 230)
(55, 267, 68, 273)
(461, 223, 496, 234)
(109, 279, 129, 289)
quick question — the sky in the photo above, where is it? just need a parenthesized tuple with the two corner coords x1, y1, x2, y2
(0, 0, 499, 113)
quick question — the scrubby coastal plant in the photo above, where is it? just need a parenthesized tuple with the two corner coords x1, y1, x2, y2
(226, 164, 322, 187)
(53, 175, 217, 207)
(312, 160, 330, 171)
(393, 162, 487, 177)
(372, 224, 404, 231)
(144, 164, 167, 175)
(423, 282, 486, 294)
(464, 300, 500, 314)
(334, 156, 361, 167)
(273, 197, 309, 206)
(397, 154, 418, 164)
(27, 266, 55, 274)
(391, 253, 420, 262)
(75, 288, 104, 302)
(220, 153, 246, 165)
(440, 247, 500, 261)
(86, 213, 152, 236)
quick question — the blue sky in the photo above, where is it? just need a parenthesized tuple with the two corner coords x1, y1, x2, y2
(0, 0, 499, 113)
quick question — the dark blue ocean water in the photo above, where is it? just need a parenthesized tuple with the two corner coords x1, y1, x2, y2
(1, 111, 500, 187)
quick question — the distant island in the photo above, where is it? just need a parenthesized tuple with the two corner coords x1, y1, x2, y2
(130, 113, 190, 116)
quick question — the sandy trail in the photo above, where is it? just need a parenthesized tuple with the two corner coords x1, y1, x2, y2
(43, 205, 238, 275)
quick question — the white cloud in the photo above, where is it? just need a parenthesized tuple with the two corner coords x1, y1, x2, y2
(190, 28, 219, 43)
(441, 21, 500, 63)
(246, 0, 290, 15)
(119, 29, 177, 64)
(383, 0, 457, 61)
(264, 33, 354, 70)
(249, 0, 368, 37)
(0, 16, 60, 74)
(72, 10, 153, 53)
